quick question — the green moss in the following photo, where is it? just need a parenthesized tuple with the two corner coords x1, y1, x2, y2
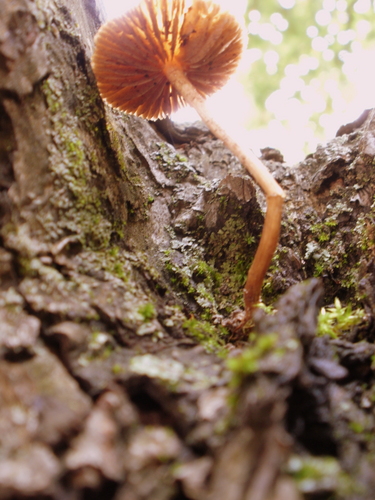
(305, 236, 347, 282)
(245, 235, 256, 245)
(196, 283, 215, 304)
(206, 216, 257, 311)
(227, 333, 279, 384)
(162, 206, 261, 317)
(164, 255, 209, 301)
(194, 261, 221, 289)
(41, 77, 113, 249)
(355, 213, 375, 253)
(349, 421, 365, 434)
(138, 302, 156, 322)
(77, 331, 116, 365)
(151, 142, 193, 181)
(256, 302, 275, 315)
(182, 317, 227, 352)
(260, 247, 289, 304)
(106, 123, 129, 174)
(112, 363, 124, 374)
(289, 456, 339, 481)
(311, 220, 338, 239)
(313, 261, 326, 277)
(112, 262, 128, 280)
(91, 247, 132, 283)
(317, 297, 366, 338)
(318, 232, 330, 242)
(109, 246, 120, 257)
(286, 455, 354, 495)
(302, 192, 375, 307)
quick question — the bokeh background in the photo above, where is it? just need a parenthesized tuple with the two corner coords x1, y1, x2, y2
(101, 0, 375, 164)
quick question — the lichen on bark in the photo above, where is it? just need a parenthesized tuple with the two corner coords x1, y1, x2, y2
(2, 0, 375, 499)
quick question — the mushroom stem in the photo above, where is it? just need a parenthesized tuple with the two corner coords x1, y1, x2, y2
(243, 194, 283, 318)
(164, 62, 286, 318)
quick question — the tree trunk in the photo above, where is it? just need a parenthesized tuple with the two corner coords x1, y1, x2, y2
(1, 0, 375, 499)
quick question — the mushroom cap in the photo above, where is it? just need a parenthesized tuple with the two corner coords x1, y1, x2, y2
(92, 0, 243, 120)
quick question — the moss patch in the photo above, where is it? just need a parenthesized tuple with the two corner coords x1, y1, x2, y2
(41, 77, 113, 248)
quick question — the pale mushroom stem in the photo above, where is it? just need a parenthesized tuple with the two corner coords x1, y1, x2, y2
(164, 62, 286, 320)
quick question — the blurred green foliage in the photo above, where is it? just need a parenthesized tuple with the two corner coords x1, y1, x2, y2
(242, 0, 375, 145)
(317, 297, 365, 338)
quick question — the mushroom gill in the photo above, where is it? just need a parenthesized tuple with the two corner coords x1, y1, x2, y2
(91, 0, 242, 119)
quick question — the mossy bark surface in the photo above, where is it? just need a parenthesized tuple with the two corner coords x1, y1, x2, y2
(2, 0, 375, 498)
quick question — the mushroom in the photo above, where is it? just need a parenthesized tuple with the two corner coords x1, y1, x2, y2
(92, 0, 285, 323)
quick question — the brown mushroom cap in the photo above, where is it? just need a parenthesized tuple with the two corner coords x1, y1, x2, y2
(92, 0, 243, 120)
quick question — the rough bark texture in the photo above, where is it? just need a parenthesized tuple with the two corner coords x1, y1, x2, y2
(1, 0, 375, 499)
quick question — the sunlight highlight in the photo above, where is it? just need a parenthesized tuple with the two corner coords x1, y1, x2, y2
(100, 0, 375, 164)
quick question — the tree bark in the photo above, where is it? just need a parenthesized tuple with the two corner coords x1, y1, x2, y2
(1, 0, 375, 499)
